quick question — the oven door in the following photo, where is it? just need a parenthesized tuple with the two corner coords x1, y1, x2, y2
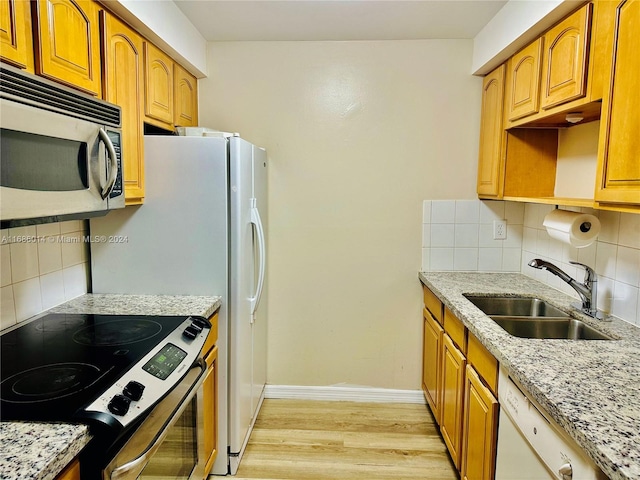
(0, 99, 122, 222)
(103, 361, 206, 480)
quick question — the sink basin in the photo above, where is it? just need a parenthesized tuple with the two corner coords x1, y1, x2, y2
(464, 295, 567, 317)
(464, 295, 614, 340)
(490, 317, 614, 340)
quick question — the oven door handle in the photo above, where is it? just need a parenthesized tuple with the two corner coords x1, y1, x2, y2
(105, 360, 207, 480)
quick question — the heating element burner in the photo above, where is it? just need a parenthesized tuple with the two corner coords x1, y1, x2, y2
(1, 363, 103, 403)
(73, 319, 162, 346)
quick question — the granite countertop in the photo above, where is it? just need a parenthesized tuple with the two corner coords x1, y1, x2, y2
(419, 272, 640, 480)
(0, 293, 221, 480)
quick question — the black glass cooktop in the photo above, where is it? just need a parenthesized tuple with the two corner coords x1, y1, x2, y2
(0, 313, 188, 422)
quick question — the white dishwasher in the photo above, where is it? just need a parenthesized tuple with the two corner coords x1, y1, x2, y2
(495, 367, 608, 480)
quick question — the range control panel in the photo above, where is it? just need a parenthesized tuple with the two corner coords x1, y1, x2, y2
(84, 316, 210, 426)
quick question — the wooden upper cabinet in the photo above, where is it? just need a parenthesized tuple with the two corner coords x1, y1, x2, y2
(174, 62, 198, 127)
(507, 38, 543, 121)
(540, 3, 593, 110)
(32, 0, 101, 95)
(0, 0, 34, 71)
(144, 42, 174, 128)
(595, 0, 640, 206)
(101, 11, 145, 204)
(477, 64, 506, 199)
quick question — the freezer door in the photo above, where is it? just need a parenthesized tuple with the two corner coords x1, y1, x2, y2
(228, 138, 267, 470)
(251, 145, 268, 414)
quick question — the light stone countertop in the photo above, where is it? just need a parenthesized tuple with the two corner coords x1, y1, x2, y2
(0, 293, 221, 480)
(419, 271, 640, 480)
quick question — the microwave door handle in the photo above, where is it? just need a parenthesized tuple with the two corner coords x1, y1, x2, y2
(98, 128, 118, 200)
(106, 361, 207, 480)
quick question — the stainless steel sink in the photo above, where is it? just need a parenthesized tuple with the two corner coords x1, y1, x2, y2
(463, 294, 614, 340)
(463, 295, 567, 317)
(490, 317, 614, 340)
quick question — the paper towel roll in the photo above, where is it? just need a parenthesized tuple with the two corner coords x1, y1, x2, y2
(543, 209, 600, 248)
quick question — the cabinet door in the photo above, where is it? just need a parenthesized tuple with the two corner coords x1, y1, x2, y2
(595, 0, 640, 206)
(55, 458, 80, 480)
(101, 12, 145, 205)
(507, 38, 543, 121)
(423, 308, 443, 424)
(0, 0, 33, 71)
(461, 365, 498, 480)
(144, 42, 174, 128)
(477, 64, 505, 199)
(33, 0, 101, 95)
(174, 62, 198, 127)
(540, 3, 592, 110)
(203, 346, 218, 475)
(440, 333, 466, 470)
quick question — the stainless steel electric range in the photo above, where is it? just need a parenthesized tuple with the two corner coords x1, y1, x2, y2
(1, 312, 211, 480)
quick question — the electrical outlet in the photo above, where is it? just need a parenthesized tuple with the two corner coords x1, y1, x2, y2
(493, 220, 507, 240)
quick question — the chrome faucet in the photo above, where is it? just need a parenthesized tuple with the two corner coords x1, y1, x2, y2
(528, 259, 605, 320)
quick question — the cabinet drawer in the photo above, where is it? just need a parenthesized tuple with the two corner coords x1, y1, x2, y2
(423, 286, 443, 324)
(467, 332, 498, 395)
(444, 308, 467, 354)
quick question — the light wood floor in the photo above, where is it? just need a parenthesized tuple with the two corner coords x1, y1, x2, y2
(233, 399, 458, 480)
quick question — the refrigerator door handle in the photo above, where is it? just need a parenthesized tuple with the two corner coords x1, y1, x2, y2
(249, 198, 266, 320)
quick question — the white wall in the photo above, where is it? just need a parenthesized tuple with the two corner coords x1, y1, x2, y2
(199, 40, 481, 389)
(1, 221, 91, 330)
(106, 0, 207, 76)
(472, 0, 584, 75)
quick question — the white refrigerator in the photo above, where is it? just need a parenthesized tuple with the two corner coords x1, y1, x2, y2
(90, 134, 268, 475)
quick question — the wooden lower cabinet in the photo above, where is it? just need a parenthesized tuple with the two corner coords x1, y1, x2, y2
(440, 333, 466, 470)
(421, 285, 500, 479)
(461, 365, 499, 480)
(55, 458, 80, 480)
(202, 345, 218, 475)
(422, 308, 443, 423)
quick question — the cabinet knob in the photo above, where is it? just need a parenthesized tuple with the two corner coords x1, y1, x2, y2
(558, 463, 573, 480)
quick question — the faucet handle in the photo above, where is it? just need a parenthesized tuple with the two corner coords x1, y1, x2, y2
(569, 261, 596, 283)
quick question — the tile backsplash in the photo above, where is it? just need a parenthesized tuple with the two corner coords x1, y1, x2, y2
(0, 221, 90, 330)
(422, 199, 524, 273)
(422, 199, 640, 326)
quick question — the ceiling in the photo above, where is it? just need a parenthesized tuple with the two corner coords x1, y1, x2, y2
(174, 1, 508, 42)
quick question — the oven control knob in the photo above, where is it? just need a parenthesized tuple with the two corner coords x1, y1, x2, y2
(182, 326, 199, 340)
(191, 318, 209, 329)
(108, 394, 131, 416)
(123, 381, 145, 401)
(189, 322, 203, 333)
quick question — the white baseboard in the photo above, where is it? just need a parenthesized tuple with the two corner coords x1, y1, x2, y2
(264, 384, 426, 404)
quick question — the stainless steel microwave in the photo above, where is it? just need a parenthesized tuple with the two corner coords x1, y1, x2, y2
(0, 64, 124, 228)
